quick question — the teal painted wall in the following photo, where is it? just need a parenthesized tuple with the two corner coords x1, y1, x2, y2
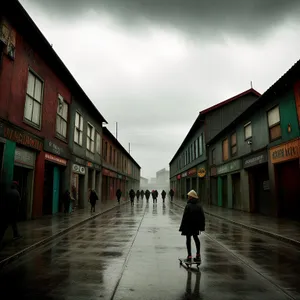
(2, 140, 15, 185)
(52, 166, 60, 214)
(279, 91, 300, 142)
(217, 177, 222, 206)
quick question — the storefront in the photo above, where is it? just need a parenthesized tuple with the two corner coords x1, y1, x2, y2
(269, 138, 300, 220)
(43, 139, 69, 215)
(243, 150, 270, 215)
(210, 166, 218, 206)
(71, 156, 86, 209)
(102, 168, 117, 201)
(181, 171, 187, 199)
(197, 164, 206, 203)
(216, 159, 242, 209)
(0, 121, 43, 220)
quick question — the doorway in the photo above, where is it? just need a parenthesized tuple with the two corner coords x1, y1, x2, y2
(222, 176, 228, 208)
(232, 173, 241, 210)
(13, 165, 33, 221)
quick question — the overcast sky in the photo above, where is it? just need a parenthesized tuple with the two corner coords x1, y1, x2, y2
(19, 0, 300, 179)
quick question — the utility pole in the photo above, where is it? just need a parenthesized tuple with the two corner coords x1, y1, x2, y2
(250, 81, 253, 89)
(129, 142, 131, 154)
(115, 122, 118, 140)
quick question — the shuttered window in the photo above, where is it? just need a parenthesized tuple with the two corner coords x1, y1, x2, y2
(267, 106, 281, 141)
(231, 132, 237, 156)
(222, 138, 229, 161)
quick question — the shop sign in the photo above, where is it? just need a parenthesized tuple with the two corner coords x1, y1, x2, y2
(197, 168, 206, 178)
(45, 152, 67, 166)
(217, 159, 241, 175)
(270, 139, 300, 164)
(72, 163, 85, 174)
(87, 161, 93, 168)
(103, 168, 116, 177)
(181, 172, 187, 178)
(44, 139, 67, 158)
(14, 147, 35, 167)
(176, 174, 181, 180)
(210, 166, 217, 177)
(187, 168, 197, 177)
(75, 157, 85, 165)
(1, 122, 43, 151)
(243, 151, 268, 168)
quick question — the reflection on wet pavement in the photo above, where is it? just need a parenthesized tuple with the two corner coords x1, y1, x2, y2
(0, 201, 297, 299)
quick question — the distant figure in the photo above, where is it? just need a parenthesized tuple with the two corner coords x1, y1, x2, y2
(116, 188, 122, 204)
(136, 190, 140, 201)
(63, 190, 71, 214)
(161, 190, 166, 203)
(169, 189, 174, 202)
(179, 190, 205, 263)
(141, 190, 145, 200)
(129, 189, 135, 206)
(0, 181, 22, 245)
(145, 190, 150, 202)
(89, 188, 98, 212)
(155, 190, 158, 201)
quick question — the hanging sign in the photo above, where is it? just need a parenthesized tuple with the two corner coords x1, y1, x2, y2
(197, 168, 206, 178)
(72, 164, 85, 174)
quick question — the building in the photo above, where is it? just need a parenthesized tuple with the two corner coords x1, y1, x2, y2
(140, 176, 149, 189)
(156, 168, 169, 190)
(169, 89, 261, 202)
(102, 127, 140, 201)
(0, 1, 141, 219)
(207, 59, 300, 220)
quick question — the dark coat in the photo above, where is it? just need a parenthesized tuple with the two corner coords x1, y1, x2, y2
(116, 189, 122, 198)
(6, 184, 21, 222)
(145, 190, 150, 199)
(141, 190, 145, 196)
(161, 190, 166, 198)
(155, 190, 158, 198)
(129, 189, 135, 200)
(169, 189, 174, 197)
(179, 198, 205, 236)
(89, 190, 98, 205)
(136, 190, 140, 197)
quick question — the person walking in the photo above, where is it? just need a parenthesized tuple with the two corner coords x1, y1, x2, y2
(151, 190, 156, 203)
(145, 189, 150, 202)
(89, 188, 98, 212)
(116, 188, 122, 204)
(161, 190, 166, 203)
(169, 189, 174, 202)
(129, 189, 135, 206)
(141, 190, 145, 200)
(136, 190, 140, 201)
(179, 190, 205, 263)
(155, 190, 158, 203)
(63, 190, 71, 214)
(0, 181, 22, 246)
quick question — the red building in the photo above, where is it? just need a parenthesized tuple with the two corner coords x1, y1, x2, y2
(0, 2, 75, 219)
(102, 127, 140, 201)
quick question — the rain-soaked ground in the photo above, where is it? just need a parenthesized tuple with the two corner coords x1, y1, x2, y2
(0, 200, 299, 300)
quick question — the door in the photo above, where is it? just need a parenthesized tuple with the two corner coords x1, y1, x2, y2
(52, 166, 60, 214)
(232, 173, 241, 210)
(43, 162, 53, 215)
(13, 166, 29, 221)
(222, 176, 228, 208)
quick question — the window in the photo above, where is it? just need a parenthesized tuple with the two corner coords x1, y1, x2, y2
(87, 123, 95, 152)
(231, 132, 237, 156)
(199, 134, 203, 156)
(110, 145, 113, 163)
(244, 122, 252, 140)
(222, 138, 229, 161)
(56, 94, 68, 138)
(212, 148, 216, 165)
(74, 112, 83, 145)
(268, 106, 281, 141)
(194, 140, 198, 158)
(24, 71, 43, 127)
(96, 132, 101, 154)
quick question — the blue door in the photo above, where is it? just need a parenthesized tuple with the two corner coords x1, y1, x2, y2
(52, 166, 60, 214)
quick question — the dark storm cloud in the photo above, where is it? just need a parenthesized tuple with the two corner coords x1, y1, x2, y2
(25, 0, 300, 37)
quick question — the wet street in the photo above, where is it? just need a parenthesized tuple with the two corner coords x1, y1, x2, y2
(0, 201, 299, 300)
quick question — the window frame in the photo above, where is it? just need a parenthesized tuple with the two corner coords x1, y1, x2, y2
(222, 138, 229, 161)
(96, 131, 101, 154)
(231, 132, 237, 156)
(86, 122, 95, 153)
(56, 94, 68, 140)
(74, 111, 84, 146)
(267, 106, 281, 141)
(244, 121, 252, 141)
(23, 69, 44, 129)
(211, 148, 216, 165)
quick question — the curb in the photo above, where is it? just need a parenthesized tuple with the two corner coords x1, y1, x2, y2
(172, 201, 300, 248)
(0, 201, 130, 270)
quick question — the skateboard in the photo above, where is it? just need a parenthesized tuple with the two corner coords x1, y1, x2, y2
(178, 258, 201, 269)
